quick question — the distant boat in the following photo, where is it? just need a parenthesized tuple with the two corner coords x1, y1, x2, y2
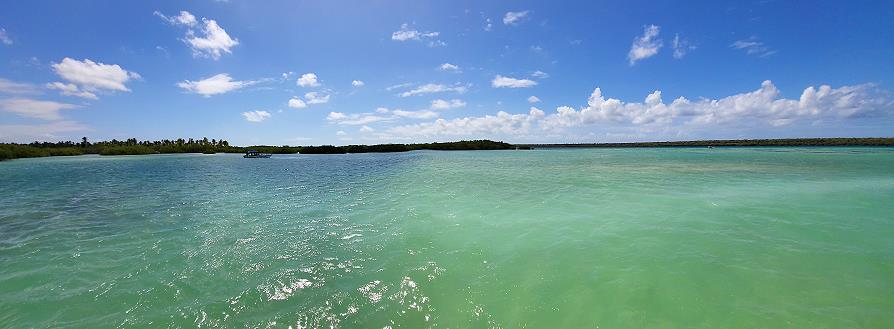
(243, 150, 272, 158)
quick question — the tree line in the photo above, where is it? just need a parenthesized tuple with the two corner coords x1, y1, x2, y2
(0, 138, 518, 161)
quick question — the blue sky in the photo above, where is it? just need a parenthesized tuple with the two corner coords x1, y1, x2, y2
(1, 0, 893, 145)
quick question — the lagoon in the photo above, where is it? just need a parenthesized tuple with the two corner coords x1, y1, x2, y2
(1, 148, 893, 328)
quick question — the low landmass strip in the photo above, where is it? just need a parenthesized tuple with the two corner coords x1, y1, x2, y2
(1, 137, 892, 161)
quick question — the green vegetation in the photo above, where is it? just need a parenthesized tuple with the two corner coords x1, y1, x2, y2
(4, 137, 892, 161)
(0, 138, 515, 161)
(521, 138, 894, 149)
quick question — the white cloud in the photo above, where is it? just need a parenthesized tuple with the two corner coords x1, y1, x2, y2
(375, 107, 390, 113)
(288, 97, 307, 109)
(492, 75, 537, 88)
(51, 58, 140, 96)
(541, 80, 892, 130)
(352, 80, 365, 87)
(380, 81, 893, 141)
(157, 11, 238, 60)
(336, 130, 347, 136)
(0, 98, 80, 120)
(297, 73, 320, 87)
(531, 70, 549, 79)
(503, 11, 529, 25)
(430, 98, 466, 110)
(731, 37, 776, 57)
(628, 25, 662, 65)
(672, 34, 696, 59)
(327, 111, 390, 125)
(0, 78, 39, 94)
(391, 23, 440, 42)
(386, 82, 413, 91)
(484, 18, 493, 31)
(177, 73, 255, 97)
(185, 18, 239, 59)
(360, 125, 374, 133)
(154, 10, 197, 26)
(304, 91, 330, 104)
(439, 63, 460, 72)
(0, 28, 12, 45)
(45, 82, 98, 100)
(528, 95, 541, 103)
(393, 109, 439, 119)
(242, 110, 271, 122)
(0, 121, 89, 143)
(387, 107, 545, 138)
(399, 83, 468, 97)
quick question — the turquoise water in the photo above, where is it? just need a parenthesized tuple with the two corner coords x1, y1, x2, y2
(1, 148, 893, 328)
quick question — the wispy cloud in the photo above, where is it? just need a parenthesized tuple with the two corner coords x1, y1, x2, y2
(177, 73, 256, 97)
(391, 23, 442, 47)
(399, 83, 468, 97)
(0, 27, 13, 45)
(731, 37, 776, 57)
(628, 25, 662, 65)
(242, 110, 271, 122)
(672, 34, 696, 59)
(0, 98, 80, 120)
(492, 75, 537, 88)
(503, 11, 530, 25)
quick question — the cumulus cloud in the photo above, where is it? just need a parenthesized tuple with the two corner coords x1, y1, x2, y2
(439, 63, 460, 72)
(528, 95, 541, 103)
(542, 80, 892, 130)
(352, 80, 365, 87)
(177, 73, 255, 97)
(381, 81, 893, 140)
(492, 75, 537, 88)
(503, 11, 529, 25)
(628, 25, 662, 65)
(297, 73, 320, 87)
(672, 34, 696, 59)
(391, 23, 441, 44)
(0, 98, 80, 120)
(0, 28, 12, 45)
(399, 83, 468, 97)
(242, 110, 271, 122)
(50, 58, 140, 98)
(731, 37, 776, 57)
(288, 97, 307, 109)
(304, 91, 330, 104)
(156, 10, 238, 59)
(430, 98, 466, 110)
(45, 82, 98, 100)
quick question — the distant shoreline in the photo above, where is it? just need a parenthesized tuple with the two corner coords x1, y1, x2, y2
(519, 138, 894, 149)
(3, 138, 893, 161)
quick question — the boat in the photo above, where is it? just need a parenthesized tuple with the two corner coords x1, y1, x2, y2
(243, 150, 272, 158)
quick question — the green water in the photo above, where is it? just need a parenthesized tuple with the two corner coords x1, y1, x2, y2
(1, 148, 893, 328)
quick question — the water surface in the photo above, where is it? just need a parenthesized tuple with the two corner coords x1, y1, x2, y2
(1, 148, 893, 328)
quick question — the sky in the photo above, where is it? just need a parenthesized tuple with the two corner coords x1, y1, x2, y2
(1, 0, 893, 145)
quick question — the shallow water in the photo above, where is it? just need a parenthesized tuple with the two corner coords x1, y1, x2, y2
(1, 148, 893, 328)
